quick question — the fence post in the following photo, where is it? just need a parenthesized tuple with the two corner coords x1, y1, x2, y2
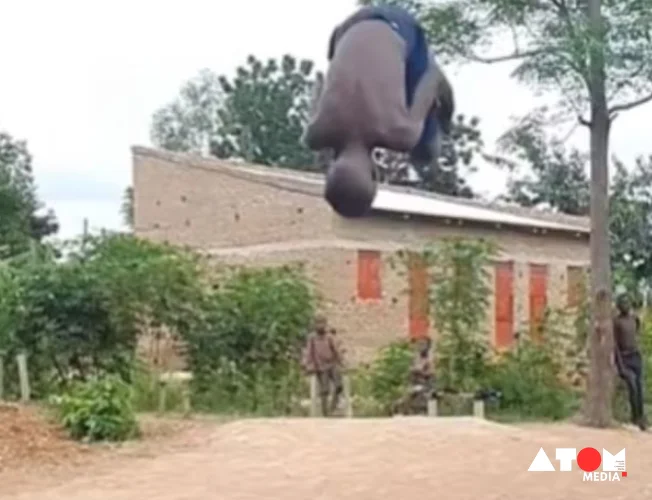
(343, 374, 353, 418)
(309, 375, 319, 417)
(473, 398, 485, 419)
(427, 398, 438, 417)
(0, 351, 5, 401)
(16, 352, 30, 402)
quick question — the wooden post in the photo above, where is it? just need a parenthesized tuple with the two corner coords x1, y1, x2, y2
(16, 352, 30, 402)
(157, 379, 167, 414)
(0, 352, 5, 401)
(182, 384, 191, 418)
(343, 374, 353, 418)
(473, 398, 485, 419)
(309, 375, 319, 417)
(427, 398, 438, 417)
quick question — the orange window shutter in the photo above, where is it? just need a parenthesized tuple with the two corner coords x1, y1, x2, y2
(408, 252, 429, 339)
(529, 264, 548, 342)
(357, 250, 382, 300)
(494, 261, 514, 349)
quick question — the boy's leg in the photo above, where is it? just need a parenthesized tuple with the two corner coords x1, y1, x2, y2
(620, 364, 641, 424)
(630, 354, 647, 429)
(316, 371, 330, 416)
(330, 367, 344, 412)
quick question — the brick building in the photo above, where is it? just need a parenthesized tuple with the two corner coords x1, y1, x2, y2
(132, 146, 590, 362)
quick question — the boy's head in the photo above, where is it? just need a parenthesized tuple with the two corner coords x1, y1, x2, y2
(616, 293, 631, 314)
(324, 143, 376, 218)
(314, 315, 328, 334)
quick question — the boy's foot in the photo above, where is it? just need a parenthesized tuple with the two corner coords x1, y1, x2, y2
(637, 417, 648, 431)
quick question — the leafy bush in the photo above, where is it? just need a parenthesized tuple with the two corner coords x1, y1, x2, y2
(183, 265, 315, 414)
(0, 234, 209, 397)
(51, 375, 139, 442)
(358, 341, 414, 415)
(488, 339, 578, 420)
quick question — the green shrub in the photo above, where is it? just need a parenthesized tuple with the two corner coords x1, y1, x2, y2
(51, 375, 139, 442)
(360, 341, 413, 415)
(488, 341, 578, 420)
(191, 360, 305, 416)
(184, 265, 314, 415)
(131, 364, 186, 413)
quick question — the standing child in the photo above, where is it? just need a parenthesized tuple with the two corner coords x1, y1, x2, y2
(303, 316, 344, 416)
(613, 293, 647, 431)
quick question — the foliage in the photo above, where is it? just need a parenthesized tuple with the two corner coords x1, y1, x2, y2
(610, 156, 652, 293)
(358, 341, 414, 416)
(490, 117, 590, 216)
(211, 55, 318, 169)
(0, 234, 208, 397)
(151, 55, 320, 169)
(375, 114, 483, 196)
(492, 120, 652, 293)
(487, 306, 584, 421)
(419, 238, 496, 391)
(0, 131, 58, 258)
(488, 338, 579, 421)
(641, 311, 652, 404)
(150, 69, 224, 154)
(120, 186, 134, 229)
(364, 0, 652, 428)
(183, 265, 315, 414)
(51, 375, 139, 442)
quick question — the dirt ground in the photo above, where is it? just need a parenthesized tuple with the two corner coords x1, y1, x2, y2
(1, 411, 650, 500)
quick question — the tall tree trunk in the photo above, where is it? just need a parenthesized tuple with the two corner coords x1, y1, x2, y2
(583, 0, 614, 427)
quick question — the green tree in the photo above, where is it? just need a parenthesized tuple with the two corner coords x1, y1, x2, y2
(0, 132, 58, 257)
(491, 117, 590, 215)
(121, 186, 134, 229)
(609, 156, 652, 294)
(151, 55, 320, 170)
(210, 55, 318, 169)
(150, 69, 224, 154)
(493, 121, 652, 295)
(363, 0, 652, 425)
(376, 114, 483, 197)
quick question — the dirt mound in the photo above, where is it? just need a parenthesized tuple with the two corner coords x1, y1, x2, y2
(0, 404, 92, 472)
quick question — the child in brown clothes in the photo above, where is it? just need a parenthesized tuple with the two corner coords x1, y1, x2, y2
(303, 316, 344, 416)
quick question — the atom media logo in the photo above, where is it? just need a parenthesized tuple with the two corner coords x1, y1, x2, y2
(528, 447, 626, 481)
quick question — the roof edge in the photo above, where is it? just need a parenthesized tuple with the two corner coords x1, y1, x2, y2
(132, 145, 590, 233)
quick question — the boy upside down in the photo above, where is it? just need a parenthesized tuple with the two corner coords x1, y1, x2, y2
(304, 4, 454, 217)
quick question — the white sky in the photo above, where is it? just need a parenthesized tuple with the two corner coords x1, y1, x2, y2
(1, 0, 650, 238)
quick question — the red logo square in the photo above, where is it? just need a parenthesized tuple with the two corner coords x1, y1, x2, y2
(622, 472, 627, 478)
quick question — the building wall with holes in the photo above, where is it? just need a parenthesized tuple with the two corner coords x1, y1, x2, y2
(133, 148, 590, 364)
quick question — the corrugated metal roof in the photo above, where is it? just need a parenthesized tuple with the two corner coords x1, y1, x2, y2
(372, 190, 587, 232)
(132, 146, 590, 234)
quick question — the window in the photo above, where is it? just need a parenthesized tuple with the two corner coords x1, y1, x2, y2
(408, 252, 429, 339)
(529, 264, 548, 342)
(494, 261, 514, 349)
(357, 250, 382, 300)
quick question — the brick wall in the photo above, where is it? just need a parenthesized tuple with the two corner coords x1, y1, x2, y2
(133, 147, 590, 363)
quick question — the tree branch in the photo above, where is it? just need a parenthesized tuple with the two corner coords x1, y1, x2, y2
(578, 115, 591, 127)
(466, 48, 546, 64)
(609, 92, 652, 116)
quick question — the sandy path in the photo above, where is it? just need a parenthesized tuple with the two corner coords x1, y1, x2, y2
(1, 417, 650, 500)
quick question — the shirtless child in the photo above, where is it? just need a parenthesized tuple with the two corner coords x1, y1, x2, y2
(305, 5, 454, 218)
(303, 316, 344, 416)
(613, 293, 647, 431)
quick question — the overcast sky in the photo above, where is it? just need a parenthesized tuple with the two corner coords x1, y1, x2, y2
(1, 0, 650, 239)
